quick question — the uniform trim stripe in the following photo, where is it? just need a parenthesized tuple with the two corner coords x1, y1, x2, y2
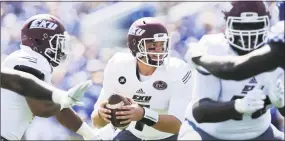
(182, 71, 190, 80)
(182, 71, 192, 84)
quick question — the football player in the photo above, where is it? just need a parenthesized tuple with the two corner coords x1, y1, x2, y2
(190, 20, 284, 80)
(1, 14, 99, 140)
(1, 68, 91, 106)
(91, 17, 193, 140)
(179, 1, 284, 140)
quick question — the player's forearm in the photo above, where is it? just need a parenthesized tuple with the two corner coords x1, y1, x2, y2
(1, 69, 53, 101)
(55, 108, 83, 132)
(193, 56, 247, 80)
(192, 98, 242, 123)
(1, 70, 24, 95)
(194, 45, 281, 80)
(91, 110, 109, 128)
(24, 96, 61, 118)
(56, 108, 97, 139)
(152, 115, 181, 134)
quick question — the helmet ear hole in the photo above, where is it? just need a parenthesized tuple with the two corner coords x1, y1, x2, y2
(132, 39, 136, 46)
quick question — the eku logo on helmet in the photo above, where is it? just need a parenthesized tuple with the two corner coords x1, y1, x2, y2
(128, 26, 146, 36)
(30, 19, 58, 30)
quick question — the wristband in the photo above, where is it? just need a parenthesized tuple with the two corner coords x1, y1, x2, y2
(51, 89, 62, 104)
(51, 89, 65, 110)
(76, 122, 97, 140)
(140, 107, 159, 126)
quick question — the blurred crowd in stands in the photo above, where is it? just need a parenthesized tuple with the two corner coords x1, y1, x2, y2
(1, 1, 284, 140)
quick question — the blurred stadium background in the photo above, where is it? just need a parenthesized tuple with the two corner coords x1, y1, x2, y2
(1, 1, 284, 140)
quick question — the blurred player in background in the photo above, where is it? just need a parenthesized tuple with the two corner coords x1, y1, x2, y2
(91, 17, 193, 140)
(189, 2, 284, 80)
(1, 14, 99, 141)
(179, 1, 284, 140)
(1, 68, 91, 106)
(190, 20, 284, 80)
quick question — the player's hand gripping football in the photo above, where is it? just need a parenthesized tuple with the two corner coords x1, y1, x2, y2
(268, 74, 284, 108)
(52, 80, 92, 110)
(115, 98, 144, 124)
(234, 86, 266, 115)
(98, 100, 112, 123)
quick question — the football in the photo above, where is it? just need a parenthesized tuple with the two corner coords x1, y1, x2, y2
(104, 94, 131, 129)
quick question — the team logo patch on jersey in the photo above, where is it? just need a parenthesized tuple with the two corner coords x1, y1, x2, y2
(118, 76, 126, 84)
(153, 80, 167, 90)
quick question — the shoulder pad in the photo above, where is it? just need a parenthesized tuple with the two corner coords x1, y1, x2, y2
(108, 52, 134, 65)
(196, 34, 230, 56)
(167, 57, 194, 84)
(268, 21, 284, 44)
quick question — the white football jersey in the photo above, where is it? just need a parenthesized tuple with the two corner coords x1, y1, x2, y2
(185, 33, 284, 140)
(1, 45, 52, 140)
(94, 52, 193, 140)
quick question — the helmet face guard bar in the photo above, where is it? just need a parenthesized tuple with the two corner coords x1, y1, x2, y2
(225, 12, 270, 51)
(136, 33, 170, 67)
(45, 32, 70, 66)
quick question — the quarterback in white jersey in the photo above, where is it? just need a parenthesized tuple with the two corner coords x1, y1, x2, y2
(179, 1, 284, 141)
(91, 17, 193, 140)
(1, 14, 98, 140)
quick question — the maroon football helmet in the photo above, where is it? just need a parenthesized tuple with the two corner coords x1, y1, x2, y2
(127, 17, 170, 67)
(21, 14, 70, 67)
(223, 1, 270, 52)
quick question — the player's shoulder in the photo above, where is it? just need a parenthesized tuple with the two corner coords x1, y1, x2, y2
(2, 45, 52, 74)
(166, 57, 192, 83)
(271, 67, 284, 76)
(107, 52, 135, 66)
(167, 57, 188, 70)
(3, 49, 22, 61)
(270, 21, 284, 34)
(200, 33, 226, 45)
(105, 52, 136, 73)
(268, 20, 284, 44)
(199, 33, 232, 56)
